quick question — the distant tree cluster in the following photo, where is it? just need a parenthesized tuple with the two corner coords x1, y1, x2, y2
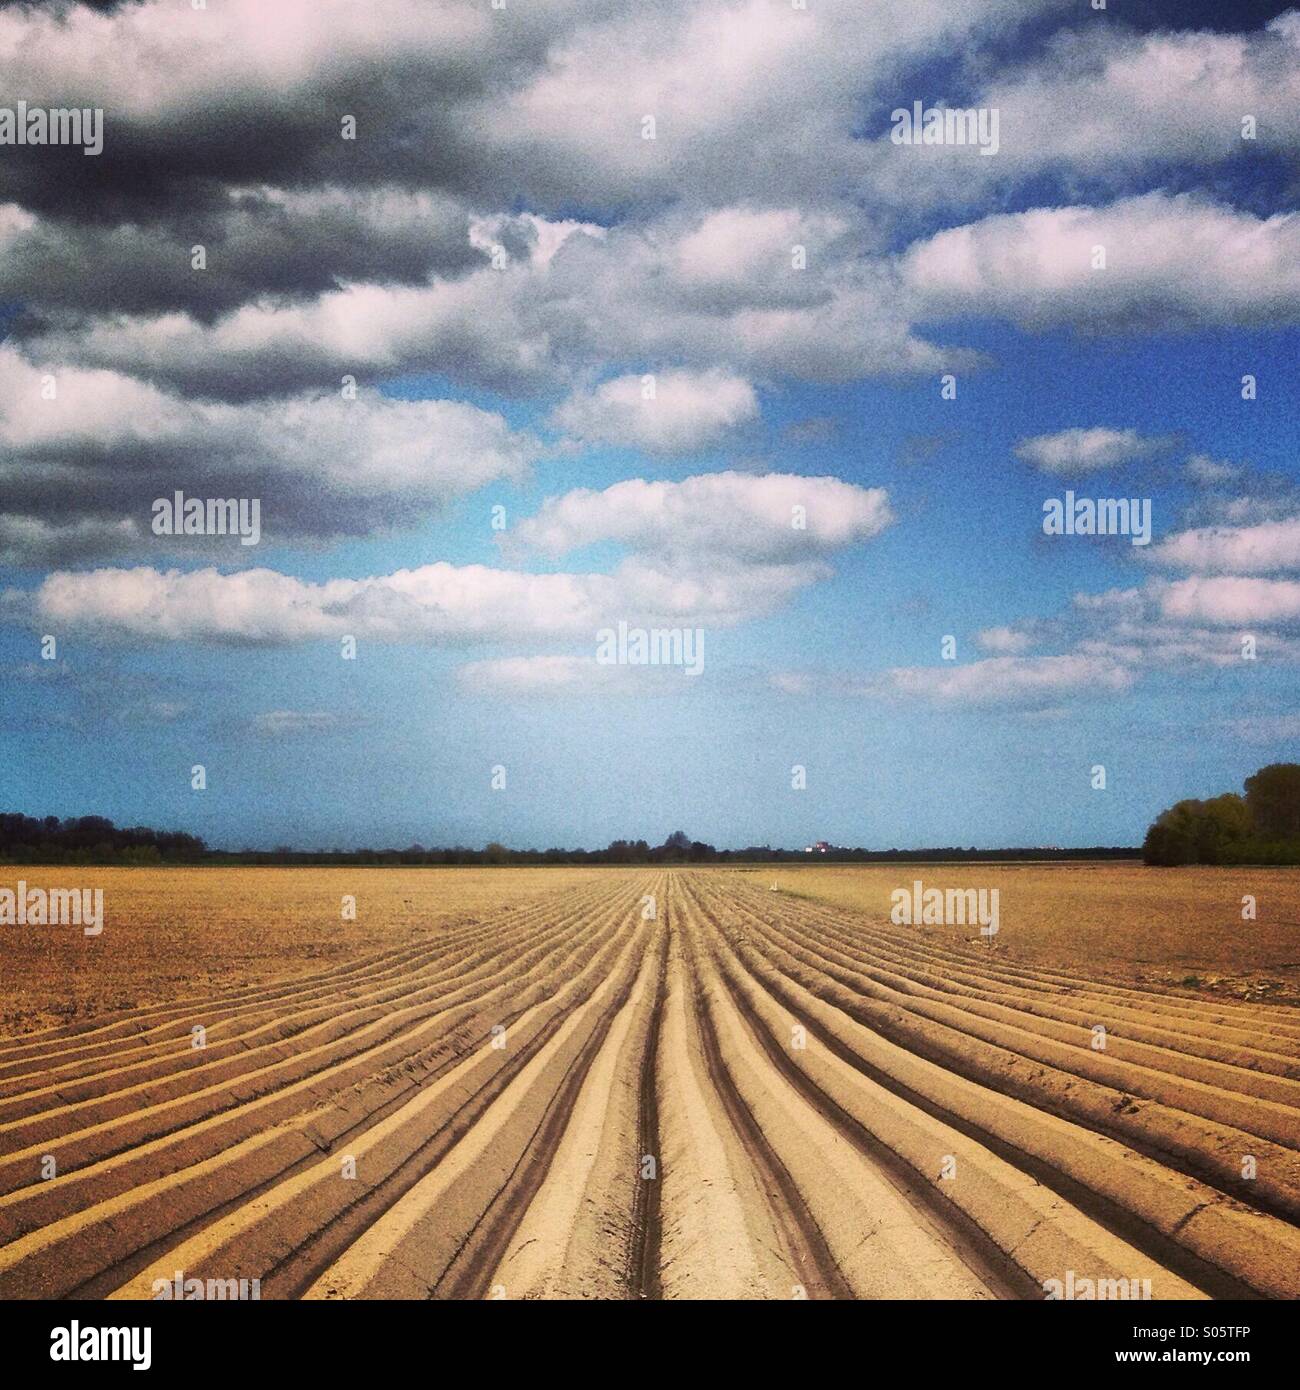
(1143, 764, 1300, 866)
(0, 814, 206, 865)
(214, 830, 731, 868)
(1, 814, 1139, 867)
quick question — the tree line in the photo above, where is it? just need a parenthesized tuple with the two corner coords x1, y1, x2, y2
(0, 817, 1138, 866)
(1143, 764, 1300, 865)
(0, 814, 206, 865)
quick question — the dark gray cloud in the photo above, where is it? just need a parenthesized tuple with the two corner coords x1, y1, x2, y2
(0, 188, 482, 320)
(0, 345, 537, 559)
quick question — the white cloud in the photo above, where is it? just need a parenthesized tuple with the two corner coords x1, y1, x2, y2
(1068, 583, 1300, 667)
(25, 208, 971, 397)
(772, 654, 1133, 707)
(0, 345, 535, 547)
(976, 625, 1036, 654)
(936, 18, 1300, 188)
(1071, 575, 1300, 645)
(673, 207, 849, 303)
(30, 553, 830, 646)
(1184, 454, 1246, 487)
(22, 272, 558, 398)
(903, 193, 1300, 332)
(0, 0, 492, 119)
(34, 191, 1296, 408)
(1013, 426, 1174, 474)
(1148, 516, 1300, 574)
(1158, 575, 1300, 627)
(861, 654, 1134, 706)
(469, 211, 607, 269)
(550, 370, 759, 453)
(479, 0, 1057, 207)
(510, 471, 892, 561)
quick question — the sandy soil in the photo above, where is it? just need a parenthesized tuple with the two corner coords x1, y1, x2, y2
(0, 865, 619, 1035)
(0, 868, 1297, 1300)
(773, 862, 1300, 1005)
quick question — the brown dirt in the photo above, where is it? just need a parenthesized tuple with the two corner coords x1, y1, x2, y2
(0, 867, 1297, 1300)
(0, 865, 615, 1036)
(773, 862, 1300, 1005)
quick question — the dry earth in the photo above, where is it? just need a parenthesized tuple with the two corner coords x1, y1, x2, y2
(776, 862, 1300, 1005)
(0, 868, 1297, 1300)
(0, 865, 613, 1035)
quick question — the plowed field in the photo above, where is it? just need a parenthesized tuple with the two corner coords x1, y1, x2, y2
(1, 870, 1297, 1300)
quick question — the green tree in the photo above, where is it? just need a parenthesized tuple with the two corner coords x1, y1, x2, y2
(1143, 800, 1202, 866)
(1142, 794, 1249, 866)
(1244, 763, 1300, 840)
(1143, 765, 1300, 866)
(1196, 793, 1251, 863)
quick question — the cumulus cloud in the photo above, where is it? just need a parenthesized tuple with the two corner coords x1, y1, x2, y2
(875, 569, 1300, 693)
(3, 5, 1296, 425)
(870, 15, 1300, 209)
(20, 266, 565, 399)
(1147, 516, 1300, 575)
(509, 471, 892, 562)
(18, 465, 895, 645)
(476, 0, 1059, 209)
(29, 191, 1295, 409)
(1157, 575, 1300, 627)
(0, 0, 1060, 218)
(672, 207, 850, 307)
(1062, 582, 1300, 668)
(22, 208, 972, 399)
(29, 554, 831, 646)
(904, 193, 1300, 333)
(0, 0, 535, 217)
(0, 345, 535, 551)
(5, 0, 1300, 742)
(0, 0, 1039, 406)
(995, 15, 1300, 172)
(1013, 427, 1175, 474)
(550, 371, 759, 453)
(0, 187, 483, 318)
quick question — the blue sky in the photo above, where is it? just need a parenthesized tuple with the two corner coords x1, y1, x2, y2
(1, 0, 1299, 849)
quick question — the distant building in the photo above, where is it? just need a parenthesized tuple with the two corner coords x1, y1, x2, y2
(803, 840, 833, 853)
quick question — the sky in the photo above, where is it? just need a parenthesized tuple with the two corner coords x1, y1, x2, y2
(1, 0, 1299, 851)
